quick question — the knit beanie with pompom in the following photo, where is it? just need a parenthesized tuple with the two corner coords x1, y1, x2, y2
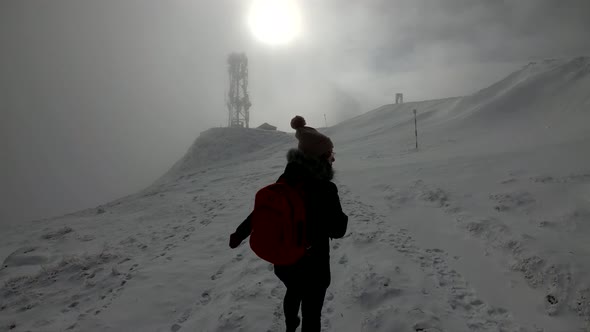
(290, 115, 333, 158)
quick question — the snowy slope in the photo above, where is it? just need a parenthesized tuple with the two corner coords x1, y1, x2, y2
(1, 57, 590, 332)
(159, 127, 294, 182)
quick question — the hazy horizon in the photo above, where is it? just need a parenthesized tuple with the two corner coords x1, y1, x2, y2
(2, 0, 590, 223)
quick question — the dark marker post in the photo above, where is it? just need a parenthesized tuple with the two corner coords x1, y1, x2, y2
(414, 109, 418, 150)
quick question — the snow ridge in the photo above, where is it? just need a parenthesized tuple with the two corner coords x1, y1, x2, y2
(1, 57, 590, 331)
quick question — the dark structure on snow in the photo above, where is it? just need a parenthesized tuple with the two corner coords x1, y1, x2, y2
(257, 123, 277, 131)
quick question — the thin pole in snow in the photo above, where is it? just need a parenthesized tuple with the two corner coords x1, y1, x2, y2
(324, 114, 328, 128)
(414, 109, 418, 150)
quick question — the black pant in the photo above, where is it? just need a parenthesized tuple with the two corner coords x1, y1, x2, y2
(274, 255, 330, 332)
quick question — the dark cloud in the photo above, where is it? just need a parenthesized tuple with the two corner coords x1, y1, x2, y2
(1, 0, 588, 223)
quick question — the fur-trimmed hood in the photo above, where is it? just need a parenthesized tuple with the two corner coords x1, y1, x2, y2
(286, 148, 334, 181)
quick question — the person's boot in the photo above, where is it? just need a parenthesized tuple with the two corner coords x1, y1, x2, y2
(286, 316, 300, 332)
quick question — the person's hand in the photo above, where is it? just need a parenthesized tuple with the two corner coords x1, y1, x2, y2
(229, 233, 242, 249)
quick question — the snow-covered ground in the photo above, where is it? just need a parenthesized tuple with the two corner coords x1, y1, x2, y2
(1, 57, 590, 331)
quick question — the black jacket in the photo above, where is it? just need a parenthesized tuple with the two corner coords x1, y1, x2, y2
(233, 149, 348, 261)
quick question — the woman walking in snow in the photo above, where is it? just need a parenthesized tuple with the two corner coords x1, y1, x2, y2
(229, 115, 348, 332)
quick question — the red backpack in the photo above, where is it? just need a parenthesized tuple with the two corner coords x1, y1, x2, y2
(249, 179, 308, 266)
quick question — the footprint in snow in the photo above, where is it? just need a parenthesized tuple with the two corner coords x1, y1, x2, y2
(338, 254, 348, 265)
(210, 268, 224, 280)
(200, 291, 212, 305)
(325, 291, 334, 302)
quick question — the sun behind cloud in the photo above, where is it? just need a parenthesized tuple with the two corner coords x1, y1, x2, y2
(248, 0, 302, 45)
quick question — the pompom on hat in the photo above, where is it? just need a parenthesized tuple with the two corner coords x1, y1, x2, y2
(290, 115, 333, 158)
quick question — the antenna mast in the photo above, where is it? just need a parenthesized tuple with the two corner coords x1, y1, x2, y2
(226, 53, 251, 128)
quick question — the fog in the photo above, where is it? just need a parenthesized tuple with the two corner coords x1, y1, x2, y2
(1, 0, 589, 223)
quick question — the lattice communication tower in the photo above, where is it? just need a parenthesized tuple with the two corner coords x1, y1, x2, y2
(226, 53, 251, 128)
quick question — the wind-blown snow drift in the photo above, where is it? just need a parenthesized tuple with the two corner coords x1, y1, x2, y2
(160, 127, 294, 181)
(1, 57, 589, 331)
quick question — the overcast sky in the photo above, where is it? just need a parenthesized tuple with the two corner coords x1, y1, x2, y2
(1, 0, 589, 224)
